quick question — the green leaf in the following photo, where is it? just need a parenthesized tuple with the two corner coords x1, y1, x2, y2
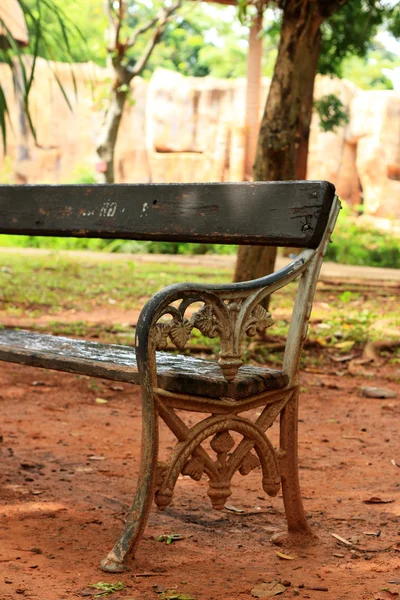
(88, 581, 124, 597)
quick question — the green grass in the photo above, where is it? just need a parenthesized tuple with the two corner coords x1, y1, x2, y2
(0, 252, 231, 316)
(0, 234, 237, 256)
(0, 251, 398, 361)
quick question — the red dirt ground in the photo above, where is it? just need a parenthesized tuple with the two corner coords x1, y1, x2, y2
(0, 350, 399, 600)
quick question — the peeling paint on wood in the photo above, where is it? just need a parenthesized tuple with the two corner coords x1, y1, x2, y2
(0, 181, 335, 247)
(0, 329, 288, 400)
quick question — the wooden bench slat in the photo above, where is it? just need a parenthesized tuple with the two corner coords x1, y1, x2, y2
(0, 181, 335, 248)
(0, 329, 288, 400)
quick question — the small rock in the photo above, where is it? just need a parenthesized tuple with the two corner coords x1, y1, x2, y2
(270, 532, 285, 546)
(361, 387, 397, 399)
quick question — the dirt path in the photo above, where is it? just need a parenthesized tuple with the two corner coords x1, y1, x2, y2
(0, 352, 399, 600)
(0, 249, 399, 599)
(0, 247, 399, 285)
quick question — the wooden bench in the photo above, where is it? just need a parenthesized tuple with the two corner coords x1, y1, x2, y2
(0, 181, 340, 572)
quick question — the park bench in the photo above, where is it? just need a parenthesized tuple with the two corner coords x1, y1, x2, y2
(0, 181, 340, 572)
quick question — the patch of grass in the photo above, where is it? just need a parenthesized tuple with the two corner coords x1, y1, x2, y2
(326, 203, 400, 268)
(0, 234, 237, 256)
(0, 252, 231, 316)
(0, 250, 398, 373)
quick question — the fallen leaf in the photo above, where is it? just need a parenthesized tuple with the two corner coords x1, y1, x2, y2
(361, 387, 397, 399)
(251, 581, 286, 597)
(363, 530, 381, 537)
(305, 586, 329, 592)
(342, 435, 364, 442)
(79, 589, 98, 597)
(374, 591, 399, 600)
(391, 459, 400, 468)
(388, 581, 400, 585)
(363, 497, 394, 504)
(87, 456, 106, 461)
(110, 385, 124, 391)
(87, 581, 124, 597)
(95, 398, 108, 405)
(31, 490, 44, 496)
(157, 534, 185, 545)
(331, 533, 352, 547)
(329, 353, 355, 363)
(20, 461, 44, 472)
(160, 592, 195, 600)
(334, 341, 355, 350)
(275, 551, 295, 560)
(225, 504, 245, 514)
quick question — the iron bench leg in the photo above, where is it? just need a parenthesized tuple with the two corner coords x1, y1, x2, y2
(280, 388, 312, 536)
(100, 379, 159, 573)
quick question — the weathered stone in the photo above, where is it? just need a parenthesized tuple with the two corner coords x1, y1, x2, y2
(361, 386, 397, 399)
(1, 62, 399, 221)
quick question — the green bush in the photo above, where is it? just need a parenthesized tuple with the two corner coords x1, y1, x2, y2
(326, 203, 400, 268)
(0, 234, 237, 256)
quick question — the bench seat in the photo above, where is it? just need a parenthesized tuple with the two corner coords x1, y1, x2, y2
(0, 329, 288, 400)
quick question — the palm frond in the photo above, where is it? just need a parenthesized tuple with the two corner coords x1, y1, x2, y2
(0, 0, 85, 152)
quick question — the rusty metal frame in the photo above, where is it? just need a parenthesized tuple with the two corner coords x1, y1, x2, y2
(100, 196, 341, 573)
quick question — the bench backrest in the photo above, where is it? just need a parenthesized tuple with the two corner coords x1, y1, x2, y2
(0, 181, 335, 248)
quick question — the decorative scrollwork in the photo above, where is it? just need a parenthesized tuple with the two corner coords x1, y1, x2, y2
(152, 323, 171, 350)
(191, 304, 220, 338)
(244, 305, 274, 337)
(152, 315, 193, 351)
(182, 457, 204, 481)
(150, 294, 274, 383)
(239, 451, 260, 475)
(154, 414, 281, 512)
(169, 317, 193, 350)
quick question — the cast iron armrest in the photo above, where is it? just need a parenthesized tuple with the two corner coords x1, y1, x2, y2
(134, 249, 315, 385)
(135, 194, 341, 390)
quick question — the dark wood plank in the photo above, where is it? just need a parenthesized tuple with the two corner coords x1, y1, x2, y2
(0, 181, 335, 248)
(0, 329, 288, 400)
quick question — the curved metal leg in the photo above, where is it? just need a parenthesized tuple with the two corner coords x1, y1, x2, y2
(100, 390, 159, 573)
(279, 389, 312, 536)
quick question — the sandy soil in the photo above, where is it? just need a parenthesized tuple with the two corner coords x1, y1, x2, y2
(0, 344, 399, 600)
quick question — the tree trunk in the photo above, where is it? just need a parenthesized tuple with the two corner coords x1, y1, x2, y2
(234, 2, 324, 284)
(295, 30, 321, 180)
(96, 85, 128, 184)
(244, 12, 263, 181)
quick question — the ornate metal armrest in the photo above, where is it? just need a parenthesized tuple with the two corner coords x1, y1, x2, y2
(135, 195, 341, 387)
(135, 249, 315, 383)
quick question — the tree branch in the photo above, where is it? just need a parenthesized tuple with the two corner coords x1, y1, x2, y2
(126, 14, 160, 49)
(115, 0, 125, 50)
(104, 0, 126, 51)
(104, 0, 116, 48)
(131, 0, 181, 77)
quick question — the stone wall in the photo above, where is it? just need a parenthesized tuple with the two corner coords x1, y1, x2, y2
(1, 60, 399, 220)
